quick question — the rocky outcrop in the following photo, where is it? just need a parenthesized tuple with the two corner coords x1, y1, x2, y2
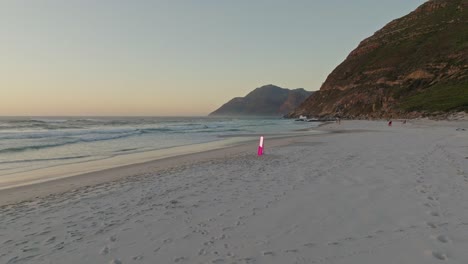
(289, 0, 468, 119)
(209, 85, 312, 116)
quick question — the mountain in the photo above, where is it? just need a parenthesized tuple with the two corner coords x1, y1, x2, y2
(209, 85, 313, 116)
(289, 0, 468, 119)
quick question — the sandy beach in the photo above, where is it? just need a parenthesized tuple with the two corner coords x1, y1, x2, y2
(1, 120, 467, 264)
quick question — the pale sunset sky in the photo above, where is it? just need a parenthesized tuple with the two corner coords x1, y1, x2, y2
(1, 0, 425, 116)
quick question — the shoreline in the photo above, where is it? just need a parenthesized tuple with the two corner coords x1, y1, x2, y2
(0, 137, 251, 190)
(1, 119, 464, 206)
(0, 129, 328, 207)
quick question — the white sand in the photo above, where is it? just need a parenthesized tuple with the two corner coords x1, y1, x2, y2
(0, 120, 467, 264)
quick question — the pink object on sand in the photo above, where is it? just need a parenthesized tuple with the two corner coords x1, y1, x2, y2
(258, 136, 264, 156)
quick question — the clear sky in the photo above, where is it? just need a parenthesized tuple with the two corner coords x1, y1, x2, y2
(1, 0, 426, 116)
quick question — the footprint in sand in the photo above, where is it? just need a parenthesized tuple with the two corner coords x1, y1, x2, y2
(240, 257, 256, 264)
(432, 251, 448, 260)
(436, 235, 450, 243)
(423, 202, 433, 208)
(198, 248, 207, 256)
(43, 236, 56, 245)
(174, 256, 185, 262)
(303, 242, 316, 248)
(100, 246, 110, 255)
(7, 256, 19, 264)
(428, 211, 440, 217)
(54, 242, 65, 250)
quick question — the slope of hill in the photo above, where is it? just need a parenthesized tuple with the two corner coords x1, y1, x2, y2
(289, 0, 468, 119)
(209, 85, 312, 116)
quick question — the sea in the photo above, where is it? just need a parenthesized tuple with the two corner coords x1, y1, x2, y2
(0, 117, 320, 185)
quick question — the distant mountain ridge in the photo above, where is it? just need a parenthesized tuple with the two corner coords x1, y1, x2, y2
(289, 0, 468, 119)
(209, 85, 313, 116)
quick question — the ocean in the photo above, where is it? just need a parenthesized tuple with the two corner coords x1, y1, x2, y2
(0, 117, 320, 185)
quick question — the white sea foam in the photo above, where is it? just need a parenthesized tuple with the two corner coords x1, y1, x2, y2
(0, 117, 319, 179)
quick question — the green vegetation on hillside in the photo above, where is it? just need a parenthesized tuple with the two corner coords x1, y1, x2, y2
(399, 80, 468, 112)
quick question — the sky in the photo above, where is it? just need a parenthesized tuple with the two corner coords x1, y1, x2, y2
(0, 0, 426, 116)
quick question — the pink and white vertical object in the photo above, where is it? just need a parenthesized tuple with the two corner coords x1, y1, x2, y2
(258, 136, 264, 156)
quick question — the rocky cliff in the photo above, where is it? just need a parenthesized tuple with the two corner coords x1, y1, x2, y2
(209, 85, 312, 116)
(289, 0, 468, 119)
